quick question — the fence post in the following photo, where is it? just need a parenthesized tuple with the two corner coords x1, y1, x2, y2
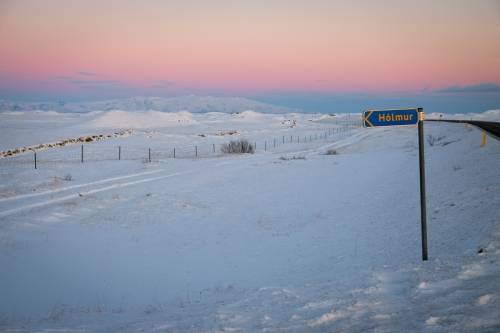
(148, 148, 151, 162)
(274, 139, 276, 148)
(283, 136, 285, 144)
(81, 145, 84, 163)
(290, 135, 293, 142)
(265, 140, 267, 151)
(34, 151, 37, 169)
(173, 147, 176, 158)
(213, 143, 216, 153)
(195, 145, 198, 157)
(298, 136, 300, 143)
(118, 146, 121, 160)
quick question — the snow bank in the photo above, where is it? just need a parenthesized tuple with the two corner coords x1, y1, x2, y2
(232, 110, 268, 122)
(309, 114, 337, 122)
(87, 110, 196, 129)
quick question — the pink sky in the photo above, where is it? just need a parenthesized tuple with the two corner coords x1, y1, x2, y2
(0, 0, 499, 99)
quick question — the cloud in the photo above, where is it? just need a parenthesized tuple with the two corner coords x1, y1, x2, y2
(52, 72, 98, 81)
(51, 76, 129, 91)
(155, 79, 174, 85)
(69, 79, 122, 86)
(436, 83, 500, 93)
(53, 76, 73, 80)
(149, 80, 175, 89)
(66, 79, 135, 92)
(77, 71, 97, 76)
(182, 87, 227, 95)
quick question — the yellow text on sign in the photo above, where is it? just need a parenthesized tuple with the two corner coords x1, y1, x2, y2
(378, 113, 414, 122)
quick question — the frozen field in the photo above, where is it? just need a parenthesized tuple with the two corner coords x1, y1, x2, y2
(0, 110, 499, 332)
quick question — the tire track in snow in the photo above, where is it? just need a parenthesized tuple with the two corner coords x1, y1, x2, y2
(0, 161, 235, 218)
(0, 169, 165, 203)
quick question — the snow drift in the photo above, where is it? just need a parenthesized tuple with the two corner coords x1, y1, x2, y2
(231, 110, 269, 122)
(87, 110, 196, 129)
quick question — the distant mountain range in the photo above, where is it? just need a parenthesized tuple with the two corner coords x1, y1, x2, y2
(0, 96, 301, 114)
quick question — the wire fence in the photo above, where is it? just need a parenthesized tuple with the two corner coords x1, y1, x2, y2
(0, 118, 363, 169)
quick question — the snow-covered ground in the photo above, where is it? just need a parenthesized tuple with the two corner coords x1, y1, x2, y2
(0, 110, 499, 332)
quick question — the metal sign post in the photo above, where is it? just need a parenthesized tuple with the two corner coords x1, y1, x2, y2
(363, 108, 428, 261)
(417, 108, 428, 260)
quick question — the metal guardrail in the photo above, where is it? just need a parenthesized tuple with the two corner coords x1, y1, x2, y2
(425, 119, 500, 140)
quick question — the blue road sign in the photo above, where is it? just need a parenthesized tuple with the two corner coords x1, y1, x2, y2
(363, 109, 419, 127)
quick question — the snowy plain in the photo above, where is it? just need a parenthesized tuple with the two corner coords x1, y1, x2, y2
(0, 109, 499, 332)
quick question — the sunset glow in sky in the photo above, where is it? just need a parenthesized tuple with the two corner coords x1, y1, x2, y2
(1, 0, 499, 111)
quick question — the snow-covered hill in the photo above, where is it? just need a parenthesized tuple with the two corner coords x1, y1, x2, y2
(0, 96, 300, 114)
(87, 110, 197, 129)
